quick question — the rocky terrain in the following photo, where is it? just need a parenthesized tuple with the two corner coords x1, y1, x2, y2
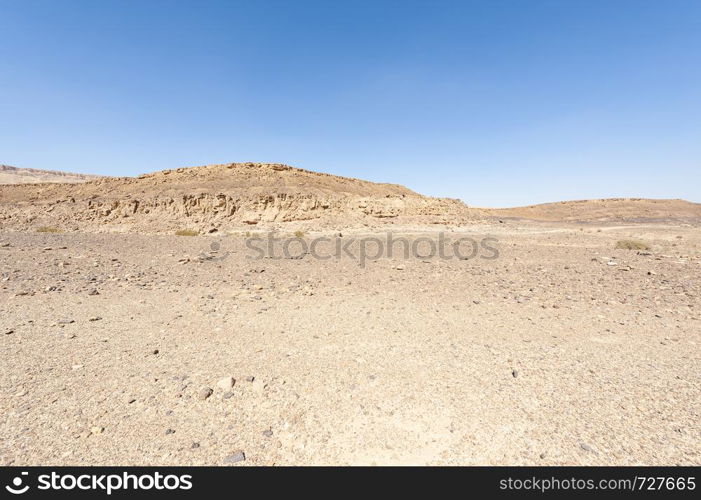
(0, 163, 478, 233)
(0, 164, 101, 185)
(487, 198, 701, 225)
(0, 224, 699, 465)
(0, 163, 699, 466)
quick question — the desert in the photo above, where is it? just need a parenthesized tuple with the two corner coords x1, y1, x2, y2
(1, 164, 699, 465)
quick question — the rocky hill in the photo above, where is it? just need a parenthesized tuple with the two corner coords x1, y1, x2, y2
(0, 162, 478, 233)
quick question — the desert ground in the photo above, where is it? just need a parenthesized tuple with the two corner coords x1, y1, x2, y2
(1, 222, 699, 465)
(0, 164, 699, 465)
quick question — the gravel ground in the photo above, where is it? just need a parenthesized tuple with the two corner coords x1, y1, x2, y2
(1, 223, 699, 465)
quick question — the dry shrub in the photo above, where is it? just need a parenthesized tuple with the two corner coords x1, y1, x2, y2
(615, 240, 650, 250)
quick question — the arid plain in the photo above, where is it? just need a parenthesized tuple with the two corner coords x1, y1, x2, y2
(1, 164, 699, 465)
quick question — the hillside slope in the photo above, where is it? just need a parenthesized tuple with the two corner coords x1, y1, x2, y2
(0, 162, 477, 232)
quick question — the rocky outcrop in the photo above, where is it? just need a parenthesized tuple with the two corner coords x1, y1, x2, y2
(0, 163, 479, 233)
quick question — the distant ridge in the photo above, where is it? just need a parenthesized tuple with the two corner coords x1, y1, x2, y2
(0, 164, 102, 184)
(485, 198, 701, 224)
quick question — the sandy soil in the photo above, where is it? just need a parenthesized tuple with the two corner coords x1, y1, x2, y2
(1, 222, 699, 465)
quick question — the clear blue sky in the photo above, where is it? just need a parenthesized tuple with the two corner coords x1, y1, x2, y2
(1, 0, 699, 206)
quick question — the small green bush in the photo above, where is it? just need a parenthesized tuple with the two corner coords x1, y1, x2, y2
(36, 226, 62, 233)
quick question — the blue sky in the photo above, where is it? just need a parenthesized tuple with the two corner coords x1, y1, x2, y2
(1, 0, 699, 206)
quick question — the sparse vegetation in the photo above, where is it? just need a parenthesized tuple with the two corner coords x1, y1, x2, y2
(36, 226, 62, 233)
(615, 239, 650, 250)
(293, 230, 305, 238)
(175, 229, 198, 236)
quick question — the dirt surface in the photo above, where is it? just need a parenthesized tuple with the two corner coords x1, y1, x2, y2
(1, 223, 699, 465)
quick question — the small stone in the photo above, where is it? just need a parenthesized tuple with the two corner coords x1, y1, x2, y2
(222, 391, 234, 399)
(91, 426, 104, 435)
(473, 300, 481, 305)
(511, 369, 519, 378)
(245, 376, 255, 382)
(223, 451, 245, 464)
(165, 428, 175, 435)
(88, 289, 100, 296)
(191, 442, 200, 449)
(262, 429, 273, 438)
(197, 387, 213, 400)
(3, 329, 13, 335)
(216, 376, 235, 391)
(394, 264, 405, 270)
(89, 316, 102, 322)
(251, 379, 265, 393)
(580, 442, 597, 453)
(71, 364, 83, 370)
(150, 349, 159, 355)
(58, 319, 75, 325)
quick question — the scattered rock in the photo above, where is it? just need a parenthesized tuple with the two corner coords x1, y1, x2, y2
(262, 429, 273, 438)
(191, 442, 200, 449)
(580, 442, 597, 453)
(3, 329, 13, 335)
(197, 387, 213, 400)
(165, 428, 176, 435)
(511, 369, 519, 378)
(90, 426, 104, 435)
(88, 289, 100, 296)
(223, 451, 245, 464)
(58, 319, 75, 325)
(216, 376, 235, 392)
(245, 376, 255, 382)
(89, 316, 102, 322)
